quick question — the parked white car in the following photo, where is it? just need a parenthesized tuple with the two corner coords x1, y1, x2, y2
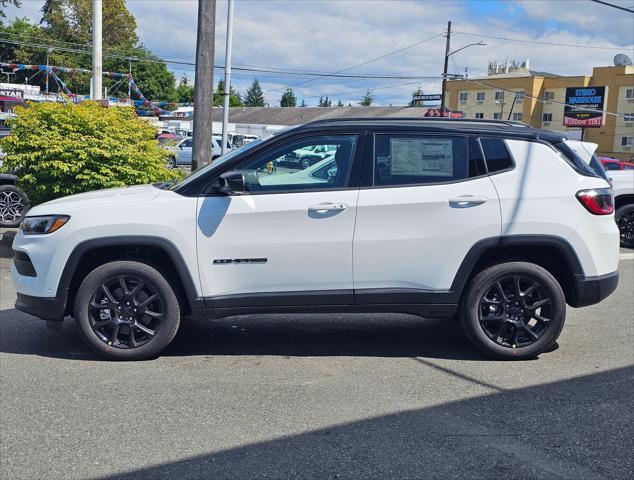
(11, 118, 619, 361)
(167, 136, 232, 168)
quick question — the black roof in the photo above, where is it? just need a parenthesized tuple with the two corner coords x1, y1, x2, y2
(297, 117, 568, 142)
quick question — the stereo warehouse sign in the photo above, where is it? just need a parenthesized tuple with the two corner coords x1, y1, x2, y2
(563, 86, 607, 127)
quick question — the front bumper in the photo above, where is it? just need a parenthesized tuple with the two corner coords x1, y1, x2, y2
(15, 292, 67, 321)
(569, 271, 619, 308)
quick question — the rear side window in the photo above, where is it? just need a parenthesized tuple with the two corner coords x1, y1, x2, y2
(480, 138, 513, 173)
(373, 135, 470, 186)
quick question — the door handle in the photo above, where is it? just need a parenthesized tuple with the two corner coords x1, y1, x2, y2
(308, 202, 348, 212)
(448, 196, 488, 208)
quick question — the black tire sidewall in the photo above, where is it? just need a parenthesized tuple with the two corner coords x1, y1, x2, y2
(0, 184, 30, 228)
(74, 261, 180, 360)
(616, 204, 634, 248)
(460, 262, 566, 360)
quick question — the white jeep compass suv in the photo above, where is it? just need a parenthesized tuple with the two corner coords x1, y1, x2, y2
(11, 118, 620, 360)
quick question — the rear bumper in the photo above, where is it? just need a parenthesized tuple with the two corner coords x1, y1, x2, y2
(569, 271, 619, 308)
(15, 292, 67, 321)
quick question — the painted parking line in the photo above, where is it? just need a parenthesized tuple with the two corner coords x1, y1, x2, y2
(619, 252, 634, 260)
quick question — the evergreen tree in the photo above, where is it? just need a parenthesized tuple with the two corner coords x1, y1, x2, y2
(243, 79, 265, 107)
(318, 96, 332, 107)
(280, 88, 297, 107)
(337, 99, 344, 107)
(213, 79, 243, 107)
(359, 89, 374, 106)
(300, 99, 307, 107)
(410, 87, 424, 106)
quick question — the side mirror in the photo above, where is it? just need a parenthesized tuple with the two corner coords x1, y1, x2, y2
(219, 170, 248, 194)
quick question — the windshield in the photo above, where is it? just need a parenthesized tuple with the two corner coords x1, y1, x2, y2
(168, 139, 264, 191)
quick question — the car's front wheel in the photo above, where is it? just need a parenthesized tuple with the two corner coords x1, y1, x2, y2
(74, 261, 180, 360)
(615, 203, 634, 248)
(460, 262, 566, 360)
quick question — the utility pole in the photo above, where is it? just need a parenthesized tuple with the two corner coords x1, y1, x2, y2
(221, 0, 234, 156)
(92, 0, 102, 100)
(192, 0, 216, 171)
(440, 20, 451, 115)
(45, 48, 52, 94)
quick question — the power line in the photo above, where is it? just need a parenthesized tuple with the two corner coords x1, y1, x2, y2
(452, 31, 632, 50)
(589, 0, 634, 13)
(268, 32, 445, 93)
(0, 38, 448, 81)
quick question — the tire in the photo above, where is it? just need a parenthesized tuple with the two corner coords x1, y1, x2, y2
(0, 184, 30, 228)
(74, 260, 180, 360)
(460, 262, 566, 360)
(167, 156, 176, 169)
(302, 158, 311, 169)
(615, 203, 634, 249)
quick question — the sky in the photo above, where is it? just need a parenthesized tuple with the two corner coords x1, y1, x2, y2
(3, 0, 634, 106)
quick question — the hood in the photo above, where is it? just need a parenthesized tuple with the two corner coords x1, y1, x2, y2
(30, 184, 162, 214)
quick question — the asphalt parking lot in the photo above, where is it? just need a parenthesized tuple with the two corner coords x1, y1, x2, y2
(1, 242, 632, 480)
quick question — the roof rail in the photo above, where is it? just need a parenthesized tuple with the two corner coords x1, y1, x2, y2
(305, 117, 531, 128)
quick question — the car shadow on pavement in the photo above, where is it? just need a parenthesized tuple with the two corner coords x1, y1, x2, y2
(0, 309, 485, 361)
(91, 365, 633, 480)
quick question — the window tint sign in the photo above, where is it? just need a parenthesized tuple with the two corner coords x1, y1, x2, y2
(563, 86, 606, 127)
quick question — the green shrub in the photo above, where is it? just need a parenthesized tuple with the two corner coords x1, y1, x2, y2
(0, 101, 179, 205)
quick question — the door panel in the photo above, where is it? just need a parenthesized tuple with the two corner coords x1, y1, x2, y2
(353, 177, 500, 292)
(196, 191, 359, 298)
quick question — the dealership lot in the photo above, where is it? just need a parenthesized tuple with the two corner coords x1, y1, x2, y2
(1, 245, 632, 479)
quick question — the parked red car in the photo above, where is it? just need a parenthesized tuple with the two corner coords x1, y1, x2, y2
(599, 157, 634, 171)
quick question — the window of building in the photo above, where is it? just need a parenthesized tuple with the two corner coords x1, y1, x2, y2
(512, 112, 523, 121)
(459, 92, 468, 102)
(624, 113, 634, 122)
(475, 113, 484, 119)
(543, 91, 555, 102)
(480, 138, 514, 173)
(515, 91, 524, 101)
(622, 136, 633, 147)
(492, 112, 502, 120)
(626, 88, 634, 99)
(476, 92, 485, 101)
(542, 113, 553, 122)
(495, 91, 504, 101)
(373, 135, 473, 186)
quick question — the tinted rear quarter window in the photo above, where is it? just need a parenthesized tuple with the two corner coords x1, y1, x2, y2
(480, 138, 513, 173)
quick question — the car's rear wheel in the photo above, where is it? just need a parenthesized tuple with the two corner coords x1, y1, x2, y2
(460, 262, 566, 360)
(74, 261, 180, 360)
(167, 156, 176, 169)
(615, 204, 634, 248)
(0, 184, 30, 228)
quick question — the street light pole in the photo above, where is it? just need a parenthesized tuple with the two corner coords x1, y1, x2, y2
(221, 0, 234, 156)
(92, 0, 102, 100)
(440, 21, 451, 115)
(192, 0, 217, 171)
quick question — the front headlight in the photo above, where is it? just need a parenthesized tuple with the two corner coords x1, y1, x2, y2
(20, 215, 70, 235)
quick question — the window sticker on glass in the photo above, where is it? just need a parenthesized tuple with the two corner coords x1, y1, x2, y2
(390, 138, 454, 177)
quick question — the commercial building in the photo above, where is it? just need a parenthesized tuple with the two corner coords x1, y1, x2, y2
(446, 60, 634, 160)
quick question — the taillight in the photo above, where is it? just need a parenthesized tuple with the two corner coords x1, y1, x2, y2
(576, 188, 614, 215)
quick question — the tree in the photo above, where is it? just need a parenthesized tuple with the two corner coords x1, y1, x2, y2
(180, 74, 189, 86)
(130, 54, 177, 102)
(318, 96, 331, 107)
(176, 79, 194, 103)
(0, 0, 21, 24)
(0, 102, 178, 205)
(300, 99, 307, 107)
(243, 79, 265, 107)
(337, 99, 344, 107)
(410, 87, 424, 106)
(280, 88, 296, 107)
(359, 89, 374, 106)
(213, 79, 243, 107)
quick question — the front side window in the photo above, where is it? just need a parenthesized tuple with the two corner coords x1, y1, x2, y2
(236, 135, 357, 192)
(181, 139, 193, 148)
(373, 135, 471, 186)
(480, 138, 514, 173)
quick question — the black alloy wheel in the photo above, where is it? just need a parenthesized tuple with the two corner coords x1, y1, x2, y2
(74, 260, 180, 360)
(615, 204, 634, 248)
(479, 275, 552, 349)
(89, 275, 164, 349)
